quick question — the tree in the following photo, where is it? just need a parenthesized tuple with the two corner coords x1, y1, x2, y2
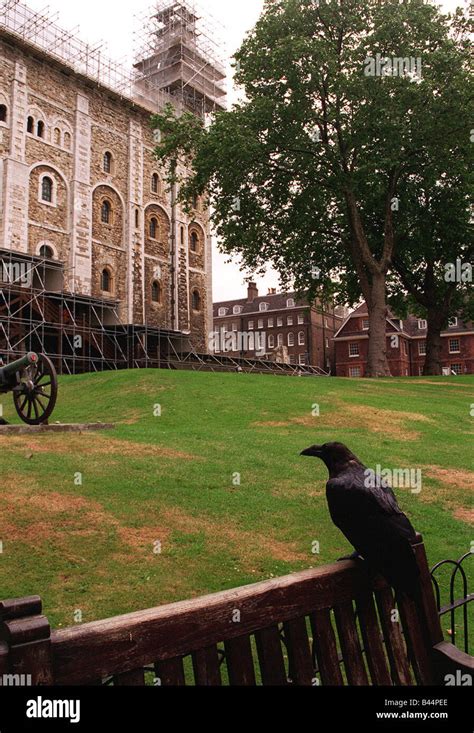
(153, 0, 472, 377)
(389, 172, 473, 375)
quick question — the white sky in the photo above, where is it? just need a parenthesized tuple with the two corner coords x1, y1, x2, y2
(24, 0, 465, 301)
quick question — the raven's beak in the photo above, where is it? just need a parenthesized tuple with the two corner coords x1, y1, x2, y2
(300, 445, 323, 457)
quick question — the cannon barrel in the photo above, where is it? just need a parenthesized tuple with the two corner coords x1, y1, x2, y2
(0, 352, 39, 382)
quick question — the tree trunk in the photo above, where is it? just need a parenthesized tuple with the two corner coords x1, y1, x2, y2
(423, 307, 446, 376)
(366, 272, 392, 377)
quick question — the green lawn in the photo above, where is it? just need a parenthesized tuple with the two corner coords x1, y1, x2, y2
(0, 370, 472, 641)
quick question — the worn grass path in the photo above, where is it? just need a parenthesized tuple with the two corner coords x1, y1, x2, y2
(0, 370, 472, 635)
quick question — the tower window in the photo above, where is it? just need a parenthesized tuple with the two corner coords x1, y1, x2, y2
(39, 244, 54, 259)
(0, 105, 7, 123)
(101, 268, 112, 292)
(103, 151, 112, 174)
(150, 217, 158, 239)
(101, 200, 111, 224)
(41, 176, 53, 203)
(151, 173, 160, 194)
(36, 120, 45, 138)
(190, 231, 199, 252)
(192, 290, 201, 311)
(152, 281, 161, 303)
(64, 131, 71, 149)
(53, 127, 61, 145)
(27, 116, 34, 134)
(135, 209, 139, 229)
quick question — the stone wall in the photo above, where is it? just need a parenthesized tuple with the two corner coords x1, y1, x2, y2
(0, 32, 213, 352)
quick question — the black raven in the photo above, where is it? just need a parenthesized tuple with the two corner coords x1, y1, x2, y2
(300, 441, 419, 597)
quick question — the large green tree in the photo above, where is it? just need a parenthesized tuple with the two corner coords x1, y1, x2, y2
(389, 172, 473, 375)
(153, 0, 472, 376)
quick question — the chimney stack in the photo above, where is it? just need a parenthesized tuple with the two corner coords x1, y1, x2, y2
(247, 281, 258, 303)
(268, 288, 277, 295)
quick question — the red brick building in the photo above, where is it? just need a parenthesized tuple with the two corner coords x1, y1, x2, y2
(213, 283, 345, 372)
(334, 303, 474, 377)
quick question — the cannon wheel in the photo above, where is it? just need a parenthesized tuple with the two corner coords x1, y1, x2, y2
(13, 354, 58, 425)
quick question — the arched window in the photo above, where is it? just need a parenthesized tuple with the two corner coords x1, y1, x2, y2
(151, 173, 160, 194)
(36, 120, 44, 138)
(64, 132, 71, 149)
(152, 281, 161, 303)
(268, 334, 275, 349)
(298, 331, 305, 346)
(259, 302, 269, 312)
(286, 298, 295, 308)
(190, 231, 199, 252)
(288, 332, 295, 347)
(149, 217, 158, 239)
(27, 116, 34, 134)
(277, 334, 283, 347)
(0, 105, 7, 123)
(192, 192, 199, 209)
(180, 226, 184, 245)
(39, 244, 54, 259)
(233, 305, 242, 315)
(103, 151, 112, 174)
(192, 289, 201, 311)
(41, 176, 53, 203)
(101, 200, 111, 224)
(135, 209, 139, 229)
(53, 127, 61, 145)
(101, 268, 112, 292)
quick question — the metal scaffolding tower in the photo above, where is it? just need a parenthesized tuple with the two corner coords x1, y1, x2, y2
(134, 0, 227, 117)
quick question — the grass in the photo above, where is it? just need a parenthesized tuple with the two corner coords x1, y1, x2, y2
(0, 370, 472, 644)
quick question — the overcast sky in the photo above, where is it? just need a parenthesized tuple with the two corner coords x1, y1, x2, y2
(25, 0, 465, 301)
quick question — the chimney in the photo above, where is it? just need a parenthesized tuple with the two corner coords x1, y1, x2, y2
(247, 281, 258, 303)
(268, 288, 277, 295)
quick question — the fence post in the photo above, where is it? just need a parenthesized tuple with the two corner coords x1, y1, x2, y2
(0, 596, 54, 685)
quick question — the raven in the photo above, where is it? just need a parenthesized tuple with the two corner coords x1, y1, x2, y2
(300, 441, 419, 597)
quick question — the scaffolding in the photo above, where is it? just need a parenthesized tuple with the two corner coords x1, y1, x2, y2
(134, 0, 227, 117)
(0, 248, 195, 374)
(0, 250, 329, 376)
(0, 0, 188, 114)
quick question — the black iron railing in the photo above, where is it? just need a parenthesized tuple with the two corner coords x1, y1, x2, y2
(431, 550, 473, 654)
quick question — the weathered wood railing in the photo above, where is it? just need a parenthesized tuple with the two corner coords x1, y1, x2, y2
(1, 537, 473, 686)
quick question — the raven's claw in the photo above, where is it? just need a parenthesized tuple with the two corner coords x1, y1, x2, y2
(337, 551, 364, 562)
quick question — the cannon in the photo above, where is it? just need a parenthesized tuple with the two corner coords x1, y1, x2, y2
(0, 352, 58, 425)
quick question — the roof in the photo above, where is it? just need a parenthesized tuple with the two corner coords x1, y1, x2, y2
(213, 291, 308, 317)
(213, 291, 345, 319)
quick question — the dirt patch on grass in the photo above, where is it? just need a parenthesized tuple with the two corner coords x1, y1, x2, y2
(453, 507, 474, 524)
(156, 505, 309, 566)
(253, 402, 433, 441)
(414, 380, 471, 388)
(119, 410, 143, 425)
(0, 434, 197, 461)
(0, 470, 308, 571)
(423, 466, 474, 493)
(270, 479, 324, 499)
(416, 465, 474, 524)
(0, 475, 118, 544)
(116, 525, 171, 553)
